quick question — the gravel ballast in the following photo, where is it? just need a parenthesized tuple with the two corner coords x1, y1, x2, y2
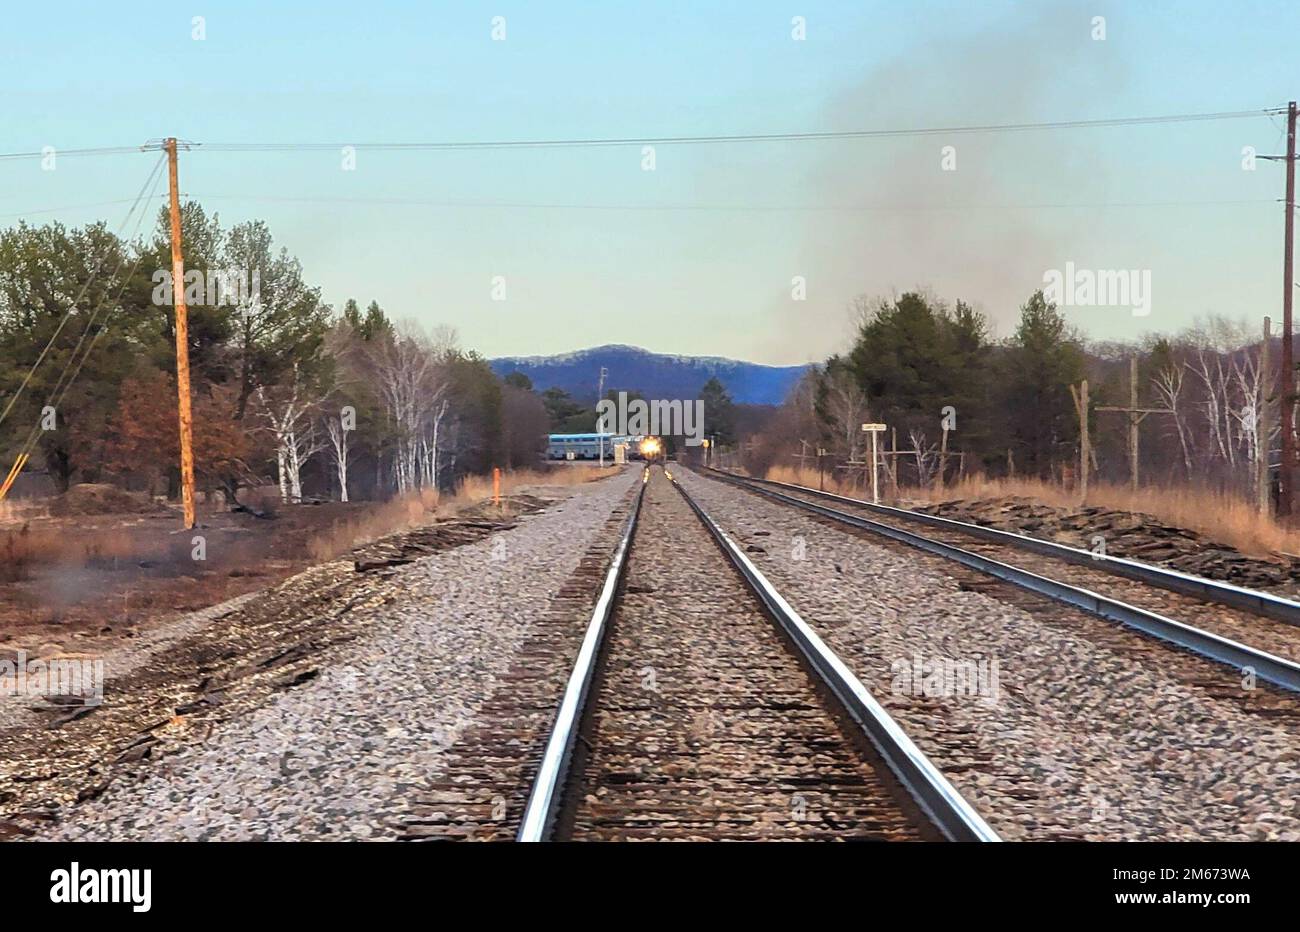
(38, 469, 640, 841)
(676, 467, 1300, 841)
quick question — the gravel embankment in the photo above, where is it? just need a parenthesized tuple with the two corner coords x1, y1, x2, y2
(762, 480, 1300, 665)
(39, 469, 640, 841)
(676, 467, 1300, 841)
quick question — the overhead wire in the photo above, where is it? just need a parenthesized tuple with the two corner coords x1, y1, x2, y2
(1, 155, 166, 478)
(0, 156, 167, 428)
(0, 108, 1282, 162)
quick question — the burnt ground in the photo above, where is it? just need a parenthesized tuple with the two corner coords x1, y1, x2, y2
(910, 496, 1300, 597)
(0, 490, 560, 838)
(0, 500, 394, 660)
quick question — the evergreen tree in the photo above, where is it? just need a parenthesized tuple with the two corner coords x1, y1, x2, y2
(998, 290, 1084, 478)
(700, 376, 736, 444)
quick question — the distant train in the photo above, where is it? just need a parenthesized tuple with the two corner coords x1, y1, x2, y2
(547, 433, 661, 462)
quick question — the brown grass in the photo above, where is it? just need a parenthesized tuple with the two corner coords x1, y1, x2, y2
(304, 465, 611, 562)
(763, 464, 854, 495)
(0, 524, 145, 583)
(762, 464, 1300, 559)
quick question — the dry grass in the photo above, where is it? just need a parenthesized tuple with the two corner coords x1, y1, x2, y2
(305, 465, 611, 562)
(763, 464, 1300, 559)
(1, 525, 145, 583)
(763, 464, 857, 496)
(922, 477, 1300, 558)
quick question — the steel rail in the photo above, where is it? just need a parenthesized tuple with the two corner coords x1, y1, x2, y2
(516, 470, 648, 842)
(703, 468, 1300, 694)
(667, 471, 1000, 842)
(707, 468, 1300, 627)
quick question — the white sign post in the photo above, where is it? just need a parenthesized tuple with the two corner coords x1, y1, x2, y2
(861, 423, 887, 504)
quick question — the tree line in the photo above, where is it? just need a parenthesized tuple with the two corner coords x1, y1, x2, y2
(0, 204, 550, 504)
(751, 289, 1275, 500)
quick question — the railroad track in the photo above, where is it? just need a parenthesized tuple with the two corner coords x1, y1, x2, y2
(703, 467, 1300, 694)
(517, 465, 997, 842)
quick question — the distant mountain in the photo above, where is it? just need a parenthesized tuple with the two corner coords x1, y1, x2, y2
(490, 344, 810, 406)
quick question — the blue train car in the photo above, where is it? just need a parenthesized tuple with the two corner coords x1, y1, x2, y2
(547, 433, 611, 460)
(547, 433, 642, 461)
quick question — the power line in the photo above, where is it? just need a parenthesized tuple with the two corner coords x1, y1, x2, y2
(190, 192, 1279, 213)
(2, 160, 164, 480)
(0, 145, 146, 162)
(0, 155, 166, 430)
(0, 195, 168, 221)
(195, 109, 1278, 151)
(0, 109, 1281, 162)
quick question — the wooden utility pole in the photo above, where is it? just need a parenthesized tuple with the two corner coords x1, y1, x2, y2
(1069, 379, 1089, 502)
(1260, 316, 1273, 515)
(1098, 357, 1173, 492)
(871, 430, 880, 503)
(1264, 101, 1298, 515)
(597, 366, 607, 468)
(936, 424, 950, 490)
(1128, 356, 1139, 490)
(890, 426, 899, 498)
(165, 138, 196, 530)
(1282, 101, 1297, 516)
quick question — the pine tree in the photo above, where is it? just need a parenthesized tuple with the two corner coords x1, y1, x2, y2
(999, 290, 1084, 478)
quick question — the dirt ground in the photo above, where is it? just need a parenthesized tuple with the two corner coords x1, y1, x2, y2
(0, 466, 613, 663)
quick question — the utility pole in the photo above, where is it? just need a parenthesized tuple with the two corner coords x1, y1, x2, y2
(871, 429, 880, 503)
(1098, 357, 1173, 493)
(1263, 101, 1297, 516)
(165, 138, 196, 529)
(1284, 101, 1297, 516)
(1260, 316, 1273, 516)
(1128, 356, 1139, 490)
(794, 439, 812, 472)
(1070, 380, 1089, 502)
(890, 426, 899, 498)
(936, 423, 949, 490)
(597, 365, 607, 468)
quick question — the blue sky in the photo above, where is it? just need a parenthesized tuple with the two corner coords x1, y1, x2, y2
(2, 0, 1297, 364)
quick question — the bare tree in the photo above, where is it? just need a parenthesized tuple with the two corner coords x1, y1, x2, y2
(1186, 319, 1240, 468)
(821, 366, 869, 461)
(1151, 361, 1193, 479)
(908, 429, 938, 487)
(1231, 334, 1274, 501)
(325, 414, 351, 502)
(370, 324, 455, 494)
(254, 363, 325, 503)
